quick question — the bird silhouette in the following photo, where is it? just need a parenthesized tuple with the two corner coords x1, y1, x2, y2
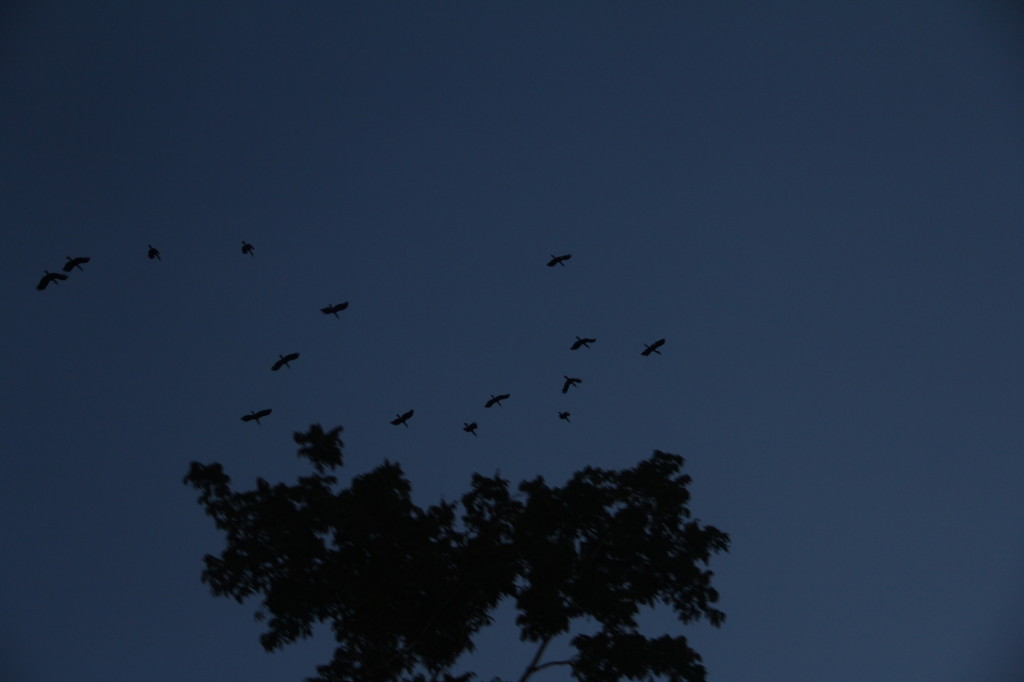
(558, 411, 571, 423)
(36, 270, 68, 290)
(271, 352, 300, 371)
(147, 245, 161, 260)
(570, 336, 596, 350)
(62, 256, 90, 272)
(463, 422, 478, 437)
(241, 241, 254, 256)
(320, 302, 349, 317)
(241, 408, 272, 425)
(485, 393, 510, 408)
(391, 409, 414, 427)
(641, 338, 666, 356)
(546, 253, 572, 267)
(562, 376, 582, 393)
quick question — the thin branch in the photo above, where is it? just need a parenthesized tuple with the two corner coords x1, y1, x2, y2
(517, 637, 551, 682)
(531, 658, 574, 674)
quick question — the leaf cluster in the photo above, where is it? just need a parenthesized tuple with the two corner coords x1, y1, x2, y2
(183, 424, 729, 682)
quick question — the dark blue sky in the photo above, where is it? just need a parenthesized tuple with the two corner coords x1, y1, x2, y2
(3, 2, 1024, 681)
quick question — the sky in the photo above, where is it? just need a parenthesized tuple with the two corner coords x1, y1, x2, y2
(3, 1, 1024, 681)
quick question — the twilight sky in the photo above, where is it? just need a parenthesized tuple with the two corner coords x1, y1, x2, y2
(3, 2, 1024, 681)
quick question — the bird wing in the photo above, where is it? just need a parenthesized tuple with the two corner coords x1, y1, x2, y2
(498, 394, 510, 401)
(403, 409, 414, 420)
(37, 272, 67, 289)
(241, 414, 255, 422)
(562, 382, 570, 393)
(286, 352, 300, 362)
(320, 306, 333, 314)
(653, 338, 665, 348)
(570, 339, 583, 349)
(271, 360, 284, 370)
(256, 409, 272, 418)
(62, 261, 75, 272)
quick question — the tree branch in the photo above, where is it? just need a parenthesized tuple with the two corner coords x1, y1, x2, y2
(531, 658, 574, 674)
(517, 637, 551, 682)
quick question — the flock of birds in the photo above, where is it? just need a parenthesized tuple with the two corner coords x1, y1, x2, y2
(36, 246, 666, 437)
(35, 256, 92, 290)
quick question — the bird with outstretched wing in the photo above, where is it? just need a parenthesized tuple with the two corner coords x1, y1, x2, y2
(271, 352, 300, 371)
(641, 338, 666, 356)
(63, 256, 90, 272)
(320, 302, 349, 317)
(570, 336, 596, 350)
(36, 270, 68, 291)
(391, 409, 415, 427)
(485, 393, 510, 408)
(241, 408, 272, 425)
(562, 376, 582, 394)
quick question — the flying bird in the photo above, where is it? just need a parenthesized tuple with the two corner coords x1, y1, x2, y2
(241, 408, 272, 425)
(62, 256, 91, 272)
(570, 336, 596, 350)
(485, 393, 510, 408)
(463, 422, 478, 437)
(36, 270, 68, 290)
(562, 376, 582, 394)
(546, 253, 572, 267)
(391, 409, 414, 427)
(147, 245, 161, 260)
(320, 302, 349, 317)
(558, 411, 571, 423)
(271, 352, 300, 371)
(641, 338, 666, 356)
(241, 241, 254, 256)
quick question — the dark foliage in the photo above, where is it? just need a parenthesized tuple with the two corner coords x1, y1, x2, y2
(184, 425, 729, 682)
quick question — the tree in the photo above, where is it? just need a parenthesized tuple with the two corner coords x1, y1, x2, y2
(183, 424, 729, 682)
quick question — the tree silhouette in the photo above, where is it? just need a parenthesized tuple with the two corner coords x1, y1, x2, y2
(183, 424, 729, 682)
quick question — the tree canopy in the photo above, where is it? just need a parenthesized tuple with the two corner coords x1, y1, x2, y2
(184, 424, 729, 682)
